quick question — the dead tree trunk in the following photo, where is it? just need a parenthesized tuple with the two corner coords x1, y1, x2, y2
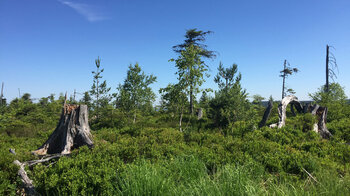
(326, 45, 329, 92)
(33, 104, 93, 155)
(311, 105, 332, 139)
(267, 96, 332, 139)
(259, 100, 273, 128)
(197, 108, 203, 120)
(290, 103, 296, 116)
(270, 95, 302, 128)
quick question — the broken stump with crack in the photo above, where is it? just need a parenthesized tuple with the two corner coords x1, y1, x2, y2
(33, 104, 93, 155)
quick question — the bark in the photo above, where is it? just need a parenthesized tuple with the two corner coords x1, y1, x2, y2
(133, 112, 136, 124)
(13, 160, 37, 196)
(259, 100, 273, 128)
(179, 107, 184, 132)
(190, 86, 194, 115)
(326, 45, 329, 92)
(12, 153, 68, 196)
(270, 95, 302, 128)
(290, 103, 296, 116)
(292, 101, 303, 113)
(303, 103, 310, 113)
(281, 60, 287, 99)
(311, 105, 332, 139)
(197, 108, 203, 120)
(33, 104, 93, 155)
(267, 96, 332, 139)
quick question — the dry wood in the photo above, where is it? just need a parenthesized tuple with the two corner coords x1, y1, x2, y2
(311, 105, 332, 139)
(33, 104, 93, 155)
(270, 95, 302, 128)
(267, 96, 332, 139)
(259, 100, 273, 128)
(25, 154, 66, 167)
(12, 153, 68, 196)
(197, 108, 203, 120)
(13, 160, 37, 196)
(302, 167, 318, 183)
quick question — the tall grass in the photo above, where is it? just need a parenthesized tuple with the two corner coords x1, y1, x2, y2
(114, 156, 350, 196)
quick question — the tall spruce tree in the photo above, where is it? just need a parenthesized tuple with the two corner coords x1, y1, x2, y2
(172, 29, 215, 115)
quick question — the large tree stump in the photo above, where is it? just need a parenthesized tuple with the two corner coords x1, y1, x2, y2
(33, 104, 93, 155)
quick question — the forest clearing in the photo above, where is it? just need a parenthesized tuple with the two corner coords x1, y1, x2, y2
(1, 0, 350, 195)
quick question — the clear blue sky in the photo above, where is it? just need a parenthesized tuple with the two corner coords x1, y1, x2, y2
(1, 0, 349, 102)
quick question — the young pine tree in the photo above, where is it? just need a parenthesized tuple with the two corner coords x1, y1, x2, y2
(210, 63, 251, 128)
(90, 57, 111, 120)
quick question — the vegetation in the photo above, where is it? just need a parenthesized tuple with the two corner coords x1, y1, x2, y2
(1, 29, 350, 195)
(171, 28, 215, 115)
(116, 63, 157, 124)
(90, 56, 111, 120)
(280, 60, 299, 99)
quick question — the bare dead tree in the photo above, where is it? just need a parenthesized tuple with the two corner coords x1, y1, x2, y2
(325, 45, 338, 92)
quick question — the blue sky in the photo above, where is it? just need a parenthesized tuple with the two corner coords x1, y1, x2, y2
(0, 0, 349, 102)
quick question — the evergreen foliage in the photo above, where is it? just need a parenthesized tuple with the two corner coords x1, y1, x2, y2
(90, 56, 111, 120)
(1, 29, 350, 196)
(172, 29, 215, 115)
(210, 63, 252, 128)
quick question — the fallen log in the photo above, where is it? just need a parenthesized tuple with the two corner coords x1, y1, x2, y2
(12, 153, 68, 196)
(33, 104, 93, 155)
(13, 160, 37, 196)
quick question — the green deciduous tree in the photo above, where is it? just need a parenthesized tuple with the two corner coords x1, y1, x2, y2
(172, 29, 215, 115)
(159, 83, 188, 131)
(309, 83, 347, 104)
(116, 63, 157, 123)
(309, 83, 348, 121)
(90, 57, 111, 120)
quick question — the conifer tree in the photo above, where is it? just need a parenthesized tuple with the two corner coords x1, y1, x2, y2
(90, 57, 111, 120)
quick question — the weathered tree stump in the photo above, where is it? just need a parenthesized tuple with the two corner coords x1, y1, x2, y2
(311, 104, 332, 139)
(270, 95, 302, 128)
(33, 104, 93, 155)
(259, 100, 273, 128)
(266, 95, 332, 139)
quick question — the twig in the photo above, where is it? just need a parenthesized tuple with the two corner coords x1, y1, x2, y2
(25, 153, 67, 167)
(302, 167, 318, 183)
